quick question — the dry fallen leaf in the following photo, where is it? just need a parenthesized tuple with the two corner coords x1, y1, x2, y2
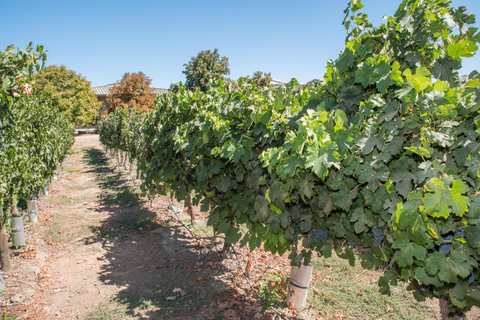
(334, 313, 345, 320)
(173, 288, 186, 296)
(223, 309, 240, 320)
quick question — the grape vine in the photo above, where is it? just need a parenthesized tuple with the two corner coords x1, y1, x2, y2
(0, 44, 75, 271)
(98, 0, 480, 316)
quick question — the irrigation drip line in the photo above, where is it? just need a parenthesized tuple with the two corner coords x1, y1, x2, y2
(166, 198, 223, 242)
(167, 199, 199, 240)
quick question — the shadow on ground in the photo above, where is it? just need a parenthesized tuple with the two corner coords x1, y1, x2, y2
(81, 146, 258, 320)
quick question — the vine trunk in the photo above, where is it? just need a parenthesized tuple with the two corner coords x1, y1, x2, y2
(440, 296, 466, 320)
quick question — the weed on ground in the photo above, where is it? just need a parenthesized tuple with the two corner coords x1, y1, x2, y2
(308, 253, 433, 320)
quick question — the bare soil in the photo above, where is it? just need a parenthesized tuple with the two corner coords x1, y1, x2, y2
(1, 135, 479, 320)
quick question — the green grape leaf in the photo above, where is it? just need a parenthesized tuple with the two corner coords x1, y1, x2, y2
(225, 228, 242, 244)
(278, 156, 304, 179)
(215, 175, 231, 193)
(336, 49, 354, 73)
(305, 142, 340, 179)
(447, 40, 477, 58)
(452, 281, 471, 303)
(354, 60, 375, 87)
(273, 90, 284, 111)
(424, 252, 446, 276)
(414, 267, 442, 287)
(350, 207, 368, 233)
(423, 178, 469, 218)
(405, 146, 431, 158)
(345, 246, 356, 266)
(394, 202, 419, 231)
(393, 237, 427, 267)
(372, 61, 404, 94)
(465, 225, 480, 254)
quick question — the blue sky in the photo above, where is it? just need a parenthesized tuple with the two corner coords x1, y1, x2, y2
(2, 0, 480, 89)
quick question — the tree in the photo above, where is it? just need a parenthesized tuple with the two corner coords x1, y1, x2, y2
(169, 83, 179, 93)
(250, 71, 272, 89)
(183, 49, 230, 92)
(34, 65, 101, 125)
(107, 72, 156, 113)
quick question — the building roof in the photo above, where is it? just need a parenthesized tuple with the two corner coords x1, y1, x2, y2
(92, 84, 168, 96)
(92, 79, 295, 96)
(270, 79, 287, 87)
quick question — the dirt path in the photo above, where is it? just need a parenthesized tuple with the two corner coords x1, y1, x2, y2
(1, 135, 289, 320)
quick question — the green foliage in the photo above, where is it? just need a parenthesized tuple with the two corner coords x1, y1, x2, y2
(250, 71, 273, 89)
(258, 271, 287, 310)
(99, 0, 480, 314)
(0, 42, 46, 124)
(182, 48, 230, 92)
(99, 108, 147, 163)
(0, 45, 74, 225)
(2, 312, 17, 320)
(35, 65, 101, 125)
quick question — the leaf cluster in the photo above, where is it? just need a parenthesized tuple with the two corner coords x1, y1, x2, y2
(0, 43, 46, 124)
(0, 45, 74, 223)
(34, 65, 101, 125)
(99, 107, 147, 163)
(107, 72, 156, 113)
(183, 49, 230, 92)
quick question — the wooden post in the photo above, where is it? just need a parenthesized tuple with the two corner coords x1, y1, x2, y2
(0, 208, 12, 273)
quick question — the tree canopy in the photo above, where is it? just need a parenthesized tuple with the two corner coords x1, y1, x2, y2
(250, 71, 272, 89)
(34, 65, 100, 125)
(107, 72, 156, 113)
(183, 48, 230, 92)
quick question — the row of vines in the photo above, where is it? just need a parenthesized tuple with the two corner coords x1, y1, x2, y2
(0, 43, 75, 272)
(99, 0, 480, 318)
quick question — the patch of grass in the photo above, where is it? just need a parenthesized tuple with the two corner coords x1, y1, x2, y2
(83, 148, 109, 167)
(308, 253, 433, 320)
(63, 166, 82, 173)
(73, 179, 99, 191)
(102, 187, 142, 208)
(43, 195, 74, 206)
(115, 282, 212, 318)
(43, 213, 92, 244)
(94, 207, 156, 241)
(98, 175, 119, 189)
(86, 301, 136, 320)
(191, 223, 214, 238)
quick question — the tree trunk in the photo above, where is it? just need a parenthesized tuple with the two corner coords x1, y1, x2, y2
(186, 193, 194, 225)
(439, 296, 466, 320)
(0, 207, 12, 273)
(122, 151, 127, 168)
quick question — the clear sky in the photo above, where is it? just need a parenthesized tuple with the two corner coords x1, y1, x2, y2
(2, 0, 480, 89)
